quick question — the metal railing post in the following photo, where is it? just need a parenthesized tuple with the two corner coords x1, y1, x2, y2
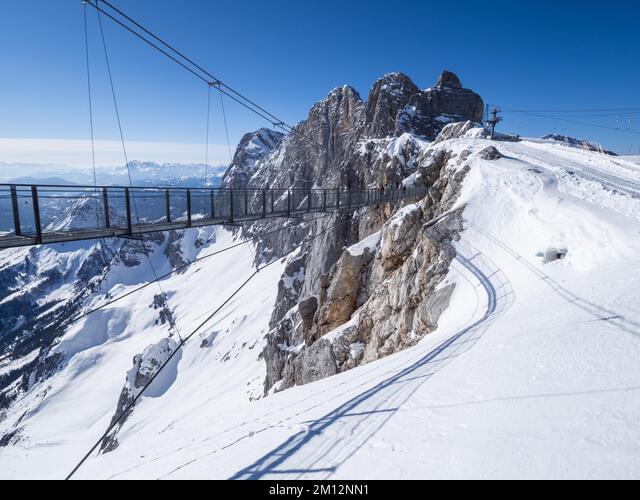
(229, 189, 234, 222)
(262, 189, 267, 218)
(271, 191, 274, 214)
(210, 189, 215, 219)
(186, 189, 192, 228)
(103, 187, 110, 228)
(165, 189, 172, 223)
(10, 185, 21, 237)
(244, 190, 249, 217)
(31, 186, 42, 244)
(125, 187, 133, 236)
(336, 189, 341, 210)
(323, 190, 327, 212)
(287, 190, 291, 217)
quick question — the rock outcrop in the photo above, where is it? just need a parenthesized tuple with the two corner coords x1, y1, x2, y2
(434, 120, 482, 143)
(478, 145, 503, 160)
(396, 71, 484, 139)
(364, 73, 420, 138)
(203, 70, 484, 395)
(221, 128, 284, 188)
(101, 337, 180, 452)
(436, 70, 462, 89)
(541, 134, 618, 156)
(264, 136, 476, 394)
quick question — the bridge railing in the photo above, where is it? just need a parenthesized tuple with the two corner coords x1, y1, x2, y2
(0, 183, 426, 248)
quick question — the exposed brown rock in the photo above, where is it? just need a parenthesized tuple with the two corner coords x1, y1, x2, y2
(436, 70, 462, 89)
(478, 145, 503, 160)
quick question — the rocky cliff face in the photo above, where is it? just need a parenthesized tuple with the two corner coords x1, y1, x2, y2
(396, 70, 484, 139)
(364, 73, 419, 139)
(245, 70, 485, 394)
(239, 71, 482, 271)
(268, 143, 471, 392)
(221, 128, 284, 188)
(237, 70, 482, 195)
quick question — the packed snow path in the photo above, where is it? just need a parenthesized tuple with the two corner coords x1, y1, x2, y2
(230, 243, 514, 480)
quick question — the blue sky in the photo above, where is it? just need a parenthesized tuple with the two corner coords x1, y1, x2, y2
(1, 0, 639, 167)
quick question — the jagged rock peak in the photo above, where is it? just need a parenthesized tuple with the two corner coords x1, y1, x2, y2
(303, 84, 364, 152)
(222, 128, 283, 188)
(364, 72, 420, 138)
(435, 70, 462, 89)
(374, 72, 419, 92)
(396, 70, 484, 139)
(310, 85, 363, 113)
(238, 128, 284, 157)
(331, 84, 362, 99)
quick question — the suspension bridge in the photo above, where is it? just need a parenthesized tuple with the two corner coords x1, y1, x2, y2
(0, 183, 425, 249)
(0, 1, 426, 251)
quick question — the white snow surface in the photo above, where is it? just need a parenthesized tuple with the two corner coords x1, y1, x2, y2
(2, 136, 640, 479)
(346, 231, 380, 257)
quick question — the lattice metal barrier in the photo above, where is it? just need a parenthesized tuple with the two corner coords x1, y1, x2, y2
(0, 183, 427, 249)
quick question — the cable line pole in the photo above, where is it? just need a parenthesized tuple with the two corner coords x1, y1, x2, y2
(485, 107, 502, 140)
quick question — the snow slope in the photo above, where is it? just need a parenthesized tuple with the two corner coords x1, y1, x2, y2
(0, 227, 284, 477)
(2, 137, 640, 479)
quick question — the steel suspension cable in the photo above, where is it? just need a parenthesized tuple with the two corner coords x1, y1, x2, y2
(204, 84, 212, 187)
(95, 0, 293, 129)
(96, 3, 185, 343)
(82, 0, 321, 148)
(83, 3, 100, 228)
(219, 88, 234, 164)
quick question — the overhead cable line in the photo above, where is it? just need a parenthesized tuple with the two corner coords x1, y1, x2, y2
(219, 88, 234, 164)
(498, 106, 640, 136)
(95, 4, 186, 343)
(96, 0, 302, 134)
(503, 106, 640, 114)
(83, 0, 321, 148)
(204, 84, 212, 187)
(83, 2, 100, 228)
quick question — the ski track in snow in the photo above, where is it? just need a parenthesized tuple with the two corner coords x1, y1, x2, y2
(228, 246, 513, 480)
(504, 141, 640, 200)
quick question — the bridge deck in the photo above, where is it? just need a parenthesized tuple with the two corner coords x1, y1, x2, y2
(0, 184, 425, 249)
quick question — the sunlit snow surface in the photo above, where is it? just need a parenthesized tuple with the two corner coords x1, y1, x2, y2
(2, 137, 640, 479)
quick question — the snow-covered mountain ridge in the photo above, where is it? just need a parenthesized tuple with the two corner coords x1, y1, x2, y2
(1, 71, 639, 479)
(0, 161, 227, 187)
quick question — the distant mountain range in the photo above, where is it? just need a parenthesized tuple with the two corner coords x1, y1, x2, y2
(0, 161, 228, 187)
